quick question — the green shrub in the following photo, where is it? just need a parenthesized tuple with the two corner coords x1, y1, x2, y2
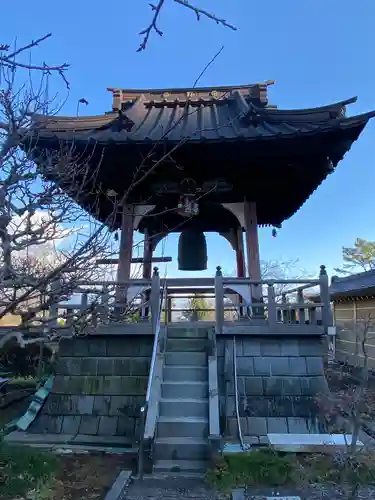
(0, 339, 53, 377)
(206, 449, 296, 490)
(0, 441, 58, 498)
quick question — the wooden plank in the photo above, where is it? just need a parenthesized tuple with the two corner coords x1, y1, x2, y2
(104, 470, 132, 500)
(96, 257, 172, 265)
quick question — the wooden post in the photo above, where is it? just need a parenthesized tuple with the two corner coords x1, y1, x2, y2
(167, 297, 172, 323)
(282, 293, 288, 323)
(101, 285, 110, 324)
(141, 229, 153, 320)
(49, 279, 60, 328)
(150, 267, 160, 335)
(319, 264, 332, 330)
(143, 229, 153, 280)
(298, 289, 305, 325)
(215, 266, 224, 335)
(236, 226, 246, 317)
(267, 283, 277, 328)
(116, 204, 134, 304)
(243, 200, 262, 314)
(236, 226, 246, 278)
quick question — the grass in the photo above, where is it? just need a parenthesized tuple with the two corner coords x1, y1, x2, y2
(0, 440, 58, 500)
(206, 449, 298, 491)
(206, 448, 375, 492)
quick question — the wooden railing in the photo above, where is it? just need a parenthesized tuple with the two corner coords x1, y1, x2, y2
(15, 264, 332, 336)
(214, 264, 333, 334)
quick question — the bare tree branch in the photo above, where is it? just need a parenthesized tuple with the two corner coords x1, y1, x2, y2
(138, 0, 236, 51)
(0, 33, 70, 88)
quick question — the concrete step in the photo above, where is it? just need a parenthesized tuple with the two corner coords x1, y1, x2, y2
(167, 328, 208, 339)
(153, 437, 209, 461)
(167, 338, 207, 352)
(165, 352, 207, 366)
(163, 365, 207, 383)
(159, 398, 208, 418)
(153, 459, 209, 473)
(161, 381, 208, 399)
(157, 417, 209, 438)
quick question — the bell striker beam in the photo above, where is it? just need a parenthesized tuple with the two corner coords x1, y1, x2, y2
(244, 200, 262, 300)
(116, 204, 134, 303)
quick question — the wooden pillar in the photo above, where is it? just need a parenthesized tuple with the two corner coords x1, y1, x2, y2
(143, 229, 153, 280)
(243, 200, 262, 302)
(116, 205, 134, 304)
(142, 229, 153, 319)
(236, 226, 246, 317)
(236, 226, 246, 278)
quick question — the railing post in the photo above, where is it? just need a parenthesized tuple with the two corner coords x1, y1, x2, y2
(298, 289, 305, 325)
(151, 267, 160, 335)
(48, 279, 60, 329)
(281, 293, 288, 323)
(215, 266, 224, 335)
(101, 285, 110, 324)
(319, 264, 332, 331)
(267, 283, 277, 328)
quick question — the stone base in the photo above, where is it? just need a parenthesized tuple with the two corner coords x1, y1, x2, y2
(217, 336, 329, 439)
(5, 430, 138, 454)
(27, 335, 153, 442)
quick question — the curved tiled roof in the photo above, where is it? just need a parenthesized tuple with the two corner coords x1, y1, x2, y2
(22, 83, 375, 228)
(28, 86, 374, 145)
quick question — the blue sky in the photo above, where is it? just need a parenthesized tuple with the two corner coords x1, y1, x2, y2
(2, 0, 375, 280)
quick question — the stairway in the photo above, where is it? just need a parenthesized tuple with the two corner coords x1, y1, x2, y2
(153, 327, 210, 474)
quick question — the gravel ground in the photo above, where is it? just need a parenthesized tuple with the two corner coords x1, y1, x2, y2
(243, 486, 375, 499)
(122, 477, 375, 500)
(122, 476, 230, 500)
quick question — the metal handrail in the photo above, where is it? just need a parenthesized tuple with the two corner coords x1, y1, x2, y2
(138, 279, 167, 479)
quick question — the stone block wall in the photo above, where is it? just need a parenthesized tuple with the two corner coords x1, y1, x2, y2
(217, 336, 328, 441)
(29, 335, 153, 441)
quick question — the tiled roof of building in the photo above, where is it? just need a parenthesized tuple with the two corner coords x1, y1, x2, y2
(330, 269, 375, 297)
(28, 84, 375, 145)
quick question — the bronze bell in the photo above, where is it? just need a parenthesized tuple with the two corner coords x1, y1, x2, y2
(178, 230, 207, 271)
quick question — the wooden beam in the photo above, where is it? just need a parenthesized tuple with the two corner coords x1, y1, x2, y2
(244, 199, 261, 301)
(115, 205, 134, 303)
(96, 257, 172, 265)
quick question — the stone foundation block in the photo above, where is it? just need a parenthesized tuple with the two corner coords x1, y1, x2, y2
(80, 358, 98, 376)
(260, 340, 281, 356)
(247, 417, 267, 436)
(93, 395, 111, 415)
(287, 417, 309, 433)
(113, 359, 132, 376)
(117, 416, 135, 436)
(236, 357, 254, 376)
(253, 357, 272, 376)
(242, 339, 261, 356)
(98, 416, 118, 436)
(244, 377, 263, 395)
(306, 357, 324, 375)
(62, 415, 81, 434)
(288, 357, 307, 376)
(267, 417, 288, 434)
(97, 358, 115, 376)
(82, 376, 104, 395)
(280, 340, 299, 356)
(283, 377, 302, 396)
(79, 416, 99, 435)
(88, 338, 107, 356)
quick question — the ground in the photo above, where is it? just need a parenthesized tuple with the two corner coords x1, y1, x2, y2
(53, 453, 135, 500)
(2, 361, 375, 499)
(0, 380, 135, 500)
